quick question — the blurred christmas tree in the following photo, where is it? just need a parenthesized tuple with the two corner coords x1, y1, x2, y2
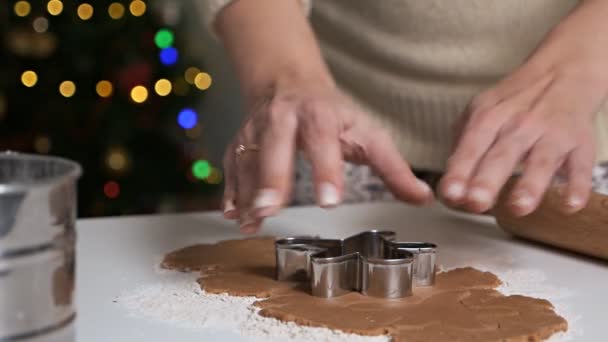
(0, 0, 223, 217)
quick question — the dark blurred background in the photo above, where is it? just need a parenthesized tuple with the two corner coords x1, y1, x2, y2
(0, 0, 245, 217)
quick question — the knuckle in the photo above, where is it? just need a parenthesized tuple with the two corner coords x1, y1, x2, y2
(266, 101, 297, 127)
(486, 142, 517, 161)
(529, 154, 559, 171)
(469, 91, 500, 113)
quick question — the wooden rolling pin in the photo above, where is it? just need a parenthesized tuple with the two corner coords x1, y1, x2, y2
(492, 183, 608, 260)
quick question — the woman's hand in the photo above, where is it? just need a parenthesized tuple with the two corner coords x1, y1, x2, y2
(223, 79, 433, 233)
(439, 0, 608, 216)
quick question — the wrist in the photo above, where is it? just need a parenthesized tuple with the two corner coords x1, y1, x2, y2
(241, 64, 336, 101)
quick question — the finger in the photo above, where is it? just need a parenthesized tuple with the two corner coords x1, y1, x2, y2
(300, 107, 344, 208)
(237, 152, 263, 233)
(562, 143, 595, 214)
(507, 138, 568, 216)
(441, 74, 554, 205)
(439, 105, 510, 204)
(235, 127, 263, 234)
(252, 103, 298, 217)
(222, 147, 239, 219)
(463, 125, 541, 213)
(359, 129, 432, 205)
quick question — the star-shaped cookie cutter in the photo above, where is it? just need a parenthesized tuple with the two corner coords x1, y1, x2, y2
(275, 230, 437, 298)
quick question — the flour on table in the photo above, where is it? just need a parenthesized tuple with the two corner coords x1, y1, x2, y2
(118, 272, 390, 342)
(118, 265, 577, 342)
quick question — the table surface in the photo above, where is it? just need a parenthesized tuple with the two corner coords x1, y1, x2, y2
(74, 202, 608, 342)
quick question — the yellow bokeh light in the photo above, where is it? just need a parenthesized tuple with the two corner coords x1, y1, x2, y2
(47, 0, 63, 16)
(34, 136, 52, 154)
(107, 150, 127, 171)
(172, 78, 189, 96)
(184, 67, 200, 85)
(14, 1, 31, 17)
(129, 0, 146, 17)
(21, 71, 38, 87)
(96, 80, 113, 98)
(108, 2, 125, 19)
(154, 79, 172, 96)
(204, 168, 223, 185)
(194, 72, 212, 90)
(130, 85, 148, 103)
(59, 81, 76, 97)
(77, 3, 94, 20)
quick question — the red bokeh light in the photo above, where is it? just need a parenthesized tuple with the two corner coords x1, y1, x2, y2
(104, 181, 120, 199)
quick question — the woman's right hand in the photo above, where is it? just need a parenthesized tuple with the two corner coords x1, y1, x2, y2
(223, 77, 434, 234)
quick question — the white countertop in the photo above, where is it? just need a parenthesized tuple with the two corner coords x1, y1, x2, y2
(74, 202, 608, 342)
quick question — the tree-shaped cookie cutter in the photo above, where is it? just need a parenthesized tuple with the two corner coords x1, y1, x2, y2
(275, 230, 437, 298)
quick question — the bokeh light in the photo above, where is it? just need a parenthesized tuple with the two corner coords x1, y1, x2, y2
(108, 2, 125, 19)
(47, 0, 63, 16)
(59, 81, 76, 97)
(104, 181, 121, 199)
(194, 72, 212, 90)
(154, 79, 172, 96)
(14, 1, 31, 17)
(96, 80, 113, 98)
(159, 47, 178, 66)
(154, 78, 173, 96)
(204, 168, 223, 184)
(130, 85, 148, 103)
(184, 67, 200, 84)
(21, 70, 38, 87)
(33, 17, 50, 33)
(129, 0, 146, 17)
(77, 3, 94, 20)
(192, 160, 211, 180)
(172, 78, 189, 96)
(177, 108, 198, 129)
(154, 29, 174, 49)
(106, 148, 129, 171)
(34, 136, 52, 154)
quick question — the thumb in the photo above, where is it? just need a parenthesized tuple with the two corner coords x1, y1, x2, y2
(357, 130, 433, 205)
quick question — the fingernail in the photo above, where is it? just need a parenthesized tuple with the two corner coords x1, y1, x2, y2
(417, 179, 432, 194)
(253, 189, 280, 209)
(223, 200, 236, 214)
(318, 182, 340, 208)
(445, 182, 465, 201)
(511, 191, 534, 212)
(468, 187, 492, 206)
(565, 196, 583, 211)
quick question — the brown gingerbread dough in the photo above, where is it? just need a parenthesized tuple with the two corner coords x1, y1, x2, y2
(162, 237, 567, 341)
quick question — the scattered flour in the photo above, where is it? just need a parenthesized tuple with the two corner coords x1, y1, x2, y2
(118, 265, 578, 342)
(119, 272, 390, 342)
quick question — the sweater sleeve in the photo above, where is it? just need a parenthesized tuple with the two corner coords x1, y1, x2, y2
(199, 0, 312, 39)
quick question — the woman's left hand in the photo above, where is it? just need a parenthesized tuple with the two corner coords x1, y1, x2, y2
(439, 0, 608, 216)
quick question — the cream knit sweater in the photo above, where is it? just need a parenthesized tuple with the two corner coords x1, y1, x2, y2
(200, 0, 608, 172)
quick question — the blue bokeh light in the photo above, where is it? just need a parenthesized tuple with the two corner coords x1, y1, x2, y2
(177, 108, 198, 129)
(159, 47, 178, 66)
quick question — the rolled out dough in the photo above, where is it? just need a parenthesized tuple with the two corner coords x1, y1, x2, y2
(162, 237, 567, 341)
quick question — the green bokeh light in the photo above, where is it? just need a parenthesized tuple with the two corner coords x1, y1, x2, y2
(192, 160, 211, 180)
(154, 29, 174, 49)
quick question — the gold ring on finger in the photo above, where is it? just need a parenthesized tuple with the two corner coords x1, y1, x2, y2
(235, 144, 260, 158)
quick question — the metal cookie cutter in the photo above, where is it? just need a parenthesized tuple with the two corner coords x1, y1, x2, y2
(275, 230, 437, 299)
